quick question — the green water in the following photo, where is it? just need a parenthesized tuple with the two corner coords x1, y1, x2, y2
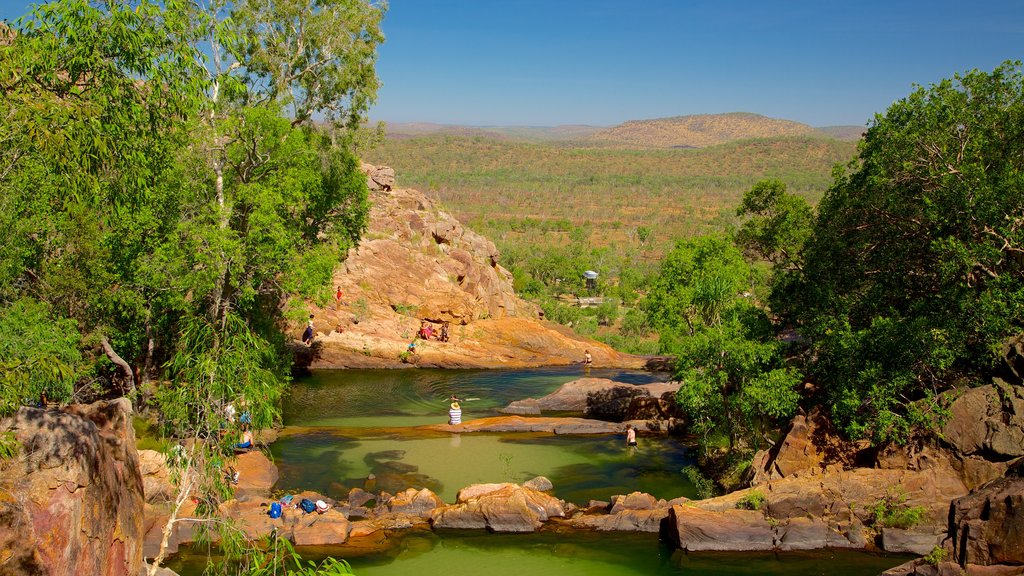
(170, 531, 911, 576)
(272, 367, 694, 503)
(171, 367, 912, 575)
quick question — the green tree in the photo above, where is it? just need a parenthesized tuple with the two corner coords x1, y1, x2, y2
(735, 178, 813, 270)
(787, 62, 1024, 442)
(644, 236, 800, 451)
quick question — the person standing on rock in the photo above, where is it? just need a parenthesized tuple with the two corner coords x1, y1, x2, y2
(302, 314, 314, 345)
(335, 286, 344, 309)
(448, 401, 462, 425)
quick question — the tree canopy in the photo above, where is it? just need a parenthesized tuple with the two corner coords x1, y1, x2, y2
(785, 61, 1024, 442)
(0, 0, 384, 571)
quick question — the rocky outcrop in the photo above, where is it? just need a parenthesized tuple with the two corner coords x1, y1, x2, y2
(501, 377, 681, 423)
(938, 381, 1024, 489)
(430, 483, 567, 532)
(662, 464, 965, 554)
(950, 471, 1024, 567)
(0, 399, 145, 576)
(750, 407, 868, 486)
(565, 492, 685, 532)
(298, 164, 644, 370)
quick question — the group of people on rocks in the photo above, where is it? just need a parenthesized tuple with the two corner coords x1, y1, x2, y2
(417, 320, 450, 342)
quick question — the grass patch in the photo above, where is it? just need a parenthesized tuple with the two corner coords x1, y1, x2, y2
(736, 489, 767, 511)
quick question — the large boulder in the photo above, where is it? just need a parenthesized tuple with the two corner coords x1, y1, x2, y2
(0, 399, 145, 576)
(940, 381, 1024, 488)
(750, 408, 866, 486)
(501, 378, 679, 421)
(661, 505, 775, 551)
(950, 473, 1024, 567)
(138, 450, 174, 504)
(232, 451, 279, 498)
(431, 483, 566, 532)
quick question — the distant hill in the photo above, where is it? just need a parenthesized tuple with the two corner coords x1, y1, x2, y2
(814, 125, 867, 141)
(586, 112, 819, 148)
(384, 122, 604, 142)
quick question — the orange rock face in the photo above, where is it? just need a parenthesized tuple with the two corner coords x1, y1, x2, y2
(295, 167, 644, 370)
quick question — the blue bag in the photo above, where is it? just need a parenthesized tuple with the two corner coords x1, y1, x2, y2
(268, 502, 282, 519)
(299, 498, 316, 513)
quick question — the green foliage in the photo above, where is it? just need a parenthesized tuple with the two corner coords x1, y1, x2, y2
(0, 432, 19, 460)
(0, 0, 382, 573)
(735, 178, 813, 269)
(645, 236, 800, 451)
(923, 545, 948, 566)
(786, 61, 1024, 442)
(866, 488, 926, 529)
(736, 489, 767, 511)
(682, 465, 717, 500)
(0, 299, 83, 415)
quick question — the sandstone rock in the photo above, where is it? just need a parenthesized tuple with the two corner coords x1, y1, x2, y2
(218, 499, 284, 541)
(609, 492, 657, 513)
(300, 172, 645, 370)
(385, 488, 444, 516)
(501, 378, 679, 418)
(347, 487, 376, 509)
(292, 509, 349, 546)
(0, 399, 145, 576)
(942, 382, 1024, 464)
(777, 517, 829, 551)
(951, 474, 1024, 567)
(523, 476, 553, 492)
(232, 451, 279, 498)
(432, 484, 566, 532)
(138, 450, 174, 504)
(661, 505, 775, 551)
(568, 508, 669, 532)
(422, 415, 621, 435)
(881, 526, 945, 555)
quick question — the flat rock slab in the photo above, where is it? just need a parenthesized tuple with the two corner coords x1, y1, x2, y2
(420, 415, 623, 434)
(501, 377, 679, 415)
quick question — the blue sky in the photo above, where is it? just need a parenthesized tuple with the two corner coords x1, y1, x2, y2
(2, 0, 1021, 127)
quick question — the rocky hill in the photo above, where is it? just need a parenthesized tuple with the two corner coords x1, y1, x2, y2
(587, 112, 816, 148)
(297, 164, 644, 370)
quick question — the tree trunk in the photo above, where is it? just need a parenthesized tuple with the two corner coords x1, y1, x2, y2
(100, 335, 136, 396)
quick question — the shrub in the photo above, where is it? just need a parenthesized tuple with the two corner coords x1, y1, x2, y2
(736, 489, 767, 511)
(923, 545, 948, 566)
(867, 488, 926, 529)
(682, 465, 717, 500)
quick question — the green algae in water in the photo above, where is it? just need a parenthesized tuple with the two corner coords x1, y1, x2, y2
(270, 431, 698, 503)
(344, 532, 912, 576)
(168, 532, 913, 576)
(283, 367, 667, 428)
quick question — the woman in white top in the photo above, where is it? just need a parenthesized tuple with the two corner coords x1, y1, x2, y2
(448, 402, 462, 425)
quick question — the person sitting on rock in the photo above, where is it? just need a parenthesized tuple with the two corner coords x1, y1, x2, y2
(236, 425, 253, 450)
(440, 321, 450, 342)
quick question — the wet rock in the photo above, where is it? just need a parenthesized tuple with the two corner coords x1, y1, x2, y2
(569, 508, 669, 532)
(422, 415, 622, 434)
(0, 399, 145, 576)
(523, 476, 553, 492)
(348, 487, 376, 509)
(501, 378, 678, 417)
